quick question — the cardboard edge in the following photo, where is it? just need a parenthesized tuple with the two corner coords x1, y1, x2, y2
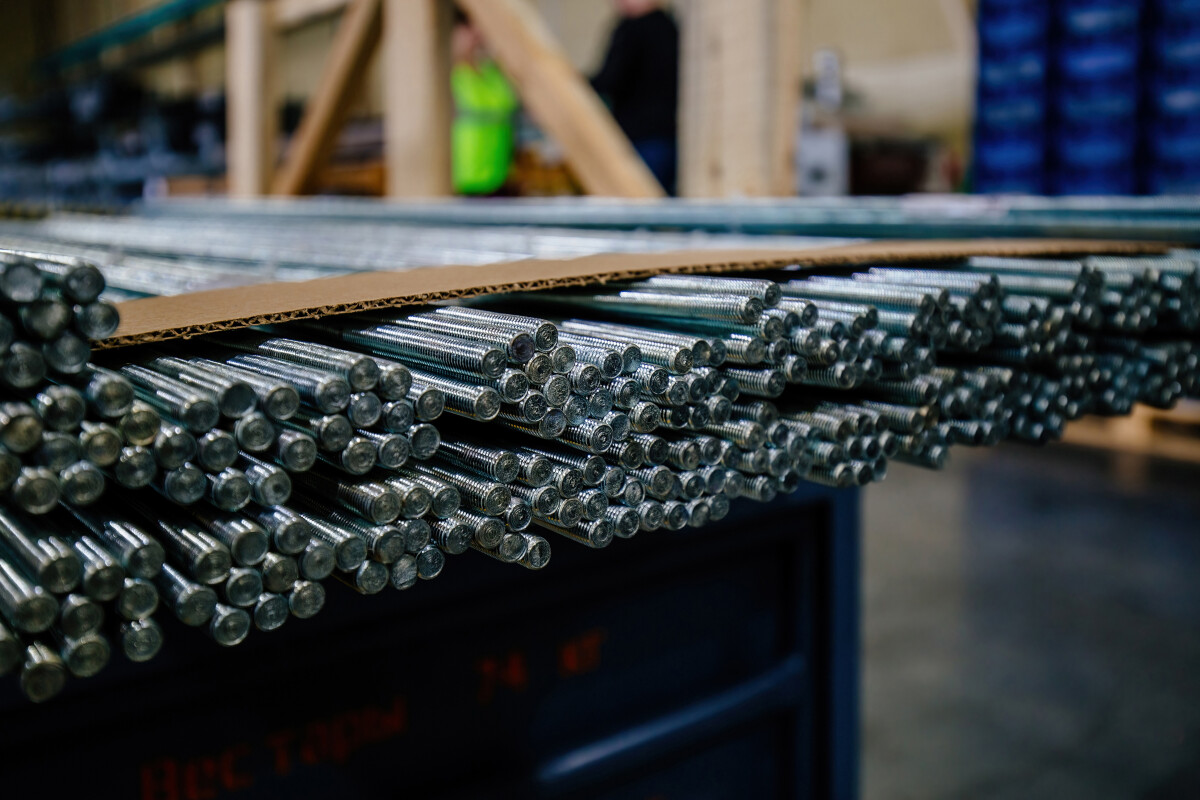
(98, 238, 1170, 349)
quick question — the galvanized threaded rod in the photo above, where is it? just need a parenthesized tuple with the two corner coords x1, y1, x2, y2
(5, 240, 1200, 701)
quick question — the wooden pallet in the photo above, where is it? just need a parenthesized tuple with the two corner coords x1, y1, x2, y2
(1063, 400, 1200, 463)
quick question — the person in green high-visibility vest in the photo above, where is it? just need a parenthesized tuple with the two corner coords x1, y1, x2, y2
(451, 13, 519, 195)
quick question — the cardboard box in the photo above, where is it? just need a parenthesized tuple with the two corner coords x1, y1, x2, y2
(103, 238, 1167, 349)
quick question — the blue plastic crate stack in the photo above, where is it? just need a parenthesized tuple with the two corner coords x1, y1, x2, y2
(973, 0, 1200, 195)
(1049, 0, 1143, 194)
(1145, 0, 1200, 193)
(974, 0, 1052, 193)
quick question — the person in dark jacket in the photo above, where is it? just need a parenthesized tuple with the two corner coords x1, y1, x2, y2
(591, 0, 680, 194)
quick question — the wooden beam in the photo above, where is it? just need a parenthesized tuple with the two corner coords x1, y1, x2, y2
(455, 0, 664, 198)
(383, 0, 453, 197)
(226, 0, 278, 197)
(271, 0, 382, 195)
(676, 0, 801, 198)
(769, 0, 802, 196)
(274, 0, 348, 29)
(717, 0, 771, 197)
(677, 0, 721, 197)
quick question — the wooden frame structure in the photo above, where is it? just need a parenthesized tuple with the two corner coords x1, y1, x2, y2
(227, 0, 664, 198)
(228, 0, 805, 199)
(31, 0, 806, 199)
(270, 0, 382, 195)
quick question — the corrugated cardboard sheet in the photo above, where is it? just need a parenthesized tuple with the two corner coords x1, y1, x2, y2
(102, 238, 1168, 349)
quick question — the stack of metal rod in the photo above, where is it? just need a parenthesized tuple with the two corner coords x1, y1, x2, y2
(0, 215, 850, 302)
(0, 308, 457, 703)
(3, 245, 1200, 705)
(0, 247, 126, 703)
(139, 195, 1200, 243)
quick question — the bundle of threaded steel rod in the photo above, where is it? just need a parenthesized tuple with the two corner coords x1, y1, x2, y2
(142, 195, 1200, 242)
(2, 243, 1198, 705)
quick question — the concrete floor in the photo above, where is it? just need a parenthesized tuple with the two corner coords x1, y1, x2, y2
(862, 443, 1200, 800)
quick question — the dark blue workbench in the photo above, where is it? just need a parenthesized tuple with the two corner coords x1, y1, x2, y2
(0, 484, 860, 799)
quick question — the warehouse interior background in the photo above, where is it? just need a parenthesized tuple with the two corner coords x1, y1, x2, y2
(0, 0, 979, 200)
(0, 1, 1198, 799)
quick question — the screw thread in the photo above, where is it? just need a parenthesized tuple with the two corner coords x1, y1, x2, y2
(340, 325, 505, 379)
(508, 483, 560, 515)
(449, 509, 505, 549)
(629, 433, 668, 464)
(243, 338, 380, 391)
(227, 354, 348, 413)
(419, 464, 510, 516)
(431, 307, 558, 350)
(511, 450, 553, 487)
(435, 440, 519, 483)
(784, 279, 934, 312)
(628, 465, 673, 498)
(384, 317, 535, 363)
(558, 420, 613, 453)
(701, 420, 766, 449)
(513, 391, 549, 422)
(428, 518, 473, 554)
